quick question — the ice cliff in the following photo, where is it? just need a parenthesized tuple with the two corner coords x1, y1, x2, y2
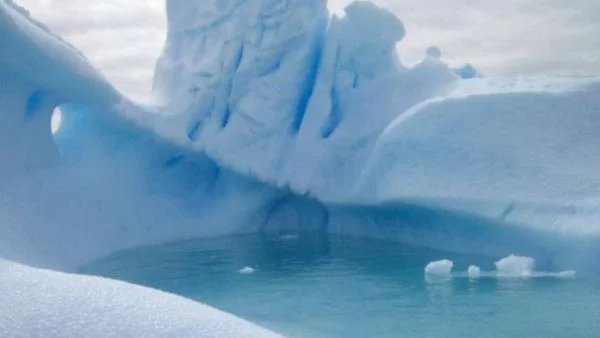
(1, 0, 600, 336)
(147, 0, 458, 201)
(144, 0, 600, 233)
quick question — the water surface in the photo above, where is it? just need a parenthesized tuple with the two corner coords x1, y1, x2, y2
(80, 234, 600, 338)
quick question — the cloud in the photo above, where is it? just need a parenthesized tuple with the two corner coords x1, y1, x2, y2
(17, 0, 166, 100)
(16, 0, 600, 100)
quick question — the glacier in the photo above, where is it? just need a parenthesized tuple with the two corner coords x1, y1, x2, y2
(1, 0, 600, 336)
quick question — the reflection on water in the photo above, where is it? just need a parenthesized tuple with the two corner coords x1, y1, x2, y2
(80, 233, 600, 338)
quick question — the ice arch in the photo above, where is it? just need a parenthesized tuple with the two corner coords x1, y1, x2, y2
(1, 0, 600, 337)
(0, 1, 281, 336)
(0, 0, 119, 177)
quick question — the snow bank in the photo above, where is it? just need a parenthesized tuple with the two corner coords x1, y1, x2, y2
(0, 259, 279, 337)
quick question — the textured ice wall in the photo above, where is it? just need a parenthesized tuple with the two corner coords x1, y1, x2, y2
(358, 78, 600, 233)
(0, 2, 282, 336)
(0, 69, 59, 175)
(148, 0, 600, 238)
(148, 0, 458, 201)
(0, 0, 118, 177)
(148, 0, 600, 236)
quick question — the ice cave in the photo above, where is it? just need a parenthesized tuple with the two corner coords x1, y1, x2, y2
(1, 0, 599, 337)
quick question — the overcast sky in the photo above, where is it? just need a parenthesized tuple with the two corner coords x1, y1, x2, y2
(18, 0, 600, 100)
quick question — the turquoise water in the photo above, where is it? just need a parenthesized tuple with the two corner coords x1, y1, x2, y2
(80, 234, 600, 337)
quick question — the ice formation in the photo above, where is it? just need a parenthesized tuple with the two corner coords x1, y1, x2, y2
(467, 265, 482, 279)
(425, 259, 454, 276)
(495, 255, 535, 277)
(140, 0, 600, 236)
(493, 255, 576, 279)
(426, 256, 576, 280)
(1, 0, 600, 336)
(239, 266, 256, 275)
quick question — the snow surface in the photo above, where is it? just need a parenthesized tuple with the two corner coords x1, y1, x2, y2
(1, 0, 600, 336)
(0, 259, 279, 338)
(145, 0, 458, 201)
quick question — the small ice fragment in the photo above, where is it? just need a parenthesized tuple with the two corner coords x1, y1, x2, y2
(425, 259, 454, 276)
(467, 265, 481, 278)
(278, 234, 299, 241)
(495, 255, 535, 277)
(556, 270, 576, 278)
(239, 266, 255, 275)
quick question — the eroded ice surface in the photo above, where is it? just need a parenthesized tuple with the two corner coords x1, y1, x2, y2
(2, 0, 600, 336)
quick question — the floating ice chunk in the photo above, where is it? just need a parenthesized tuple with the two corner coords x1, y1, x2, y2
(239, 266, 255, 275)
(425, 259, 454, 276)
(555, 270, 577, 278)
(467, 265, 481, 278)
(532, 270, 577, 278)
(495, 255, 535, 277)
(461, 257, 576, 279)
(424, 260, 454, 284)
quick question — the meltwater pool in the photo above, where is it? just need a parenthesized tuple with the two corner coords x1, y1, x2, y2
(80, 234, 600, 338)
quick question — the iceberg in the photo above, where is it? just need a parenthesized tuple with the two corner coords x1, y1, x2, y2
(1, 0, 600, 336)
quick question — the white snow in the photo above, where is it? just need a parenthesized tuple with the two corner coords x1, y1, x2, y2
(0, 260, 279, 337)
(0, 0, 599, 336)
